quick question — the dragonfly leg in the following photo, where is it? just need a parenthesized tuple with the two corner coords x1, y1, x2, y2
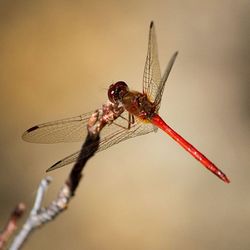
(128, 114, 131, 129)
(128, 114, 136, 129)
(111, 121, 130, 130)
(110, 113, 136, 130)
(118, 114, 129, 122)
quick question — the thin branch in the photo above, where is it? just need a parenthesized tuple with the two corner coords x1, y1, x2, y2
(9, 101, 123, 250)
(0, 203, 26, 249)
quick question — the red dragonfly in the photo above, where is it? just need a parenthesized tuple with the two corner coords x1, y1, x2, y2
(23, 22, 230, 183)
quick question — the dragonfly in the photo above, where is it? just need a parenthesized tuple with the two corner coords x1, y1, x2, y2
(23, 22, 230, 183)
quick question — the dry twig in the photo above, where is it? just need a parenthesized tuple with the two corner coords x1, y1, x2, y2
(0, 203, 26, 249)
(9, 102, 122, 250)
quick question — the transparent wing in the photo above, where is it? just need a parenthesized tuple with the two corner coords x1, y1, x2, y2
(22, 111, 94, 143)
(47, 111, 156, 171)
(143, 21, 161, 102)
(154, 51, 178, 111)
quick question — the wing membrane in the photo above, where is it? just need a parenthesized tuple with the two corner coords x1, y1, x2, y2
(154, 51, 178, 111)
(22, 111, 94, 143)
(143, 21, 161, 102)
(47, 112, 156, 171)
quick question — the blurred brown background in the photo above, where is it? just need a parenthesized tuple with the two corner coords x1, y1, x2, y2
(0, 0, 249, 249)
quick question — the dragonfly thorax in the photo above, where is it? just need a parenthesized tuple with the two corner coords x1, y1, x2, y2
(122, 91, 156, 119)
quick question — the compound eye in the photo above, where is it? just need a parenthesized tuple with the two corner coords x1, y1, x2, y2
(116, 81, 128, 93)
(108, 81, 128, 103)
(108, 84, 116, 103)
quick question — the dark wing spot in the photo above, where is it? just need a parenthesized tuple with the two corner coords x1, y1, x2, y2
(26, 125, 39, 133)
(46, 160, 62, 172)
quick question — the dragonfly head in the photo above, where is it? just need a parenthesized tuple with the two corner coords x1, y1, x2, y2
(108, 81, 129, 104)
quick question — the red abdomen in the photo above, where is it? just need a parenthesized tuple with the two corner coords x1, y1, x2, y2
(150, 114, 230, 183)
